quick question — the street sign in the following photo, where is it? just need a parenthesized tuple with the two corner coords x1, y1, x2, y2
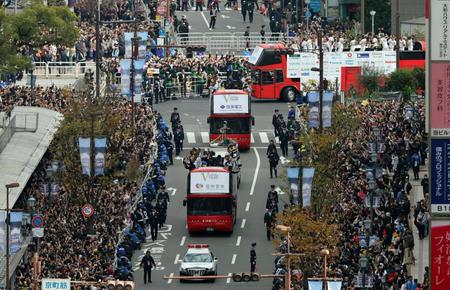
(32, 228, 44, 238)
(81, 204, 94, 218)
(31, 214, 44, 228)
(431, 139, 450, 214)
(42, 279, 71, 290)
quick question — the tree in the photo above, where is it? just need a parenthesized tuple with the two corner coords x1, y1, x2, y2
(359, 65, 383, 97)
(364, 0, 391, 34)
(387, 68, 425, 100)
(0, 3, 79, 73)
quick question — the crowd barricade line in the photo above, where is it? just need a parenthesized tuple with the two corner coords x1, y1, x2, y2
(165, 80, 210, 99)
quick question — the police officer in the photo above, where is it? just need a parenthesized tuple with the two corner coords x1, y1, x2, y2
(241, 0, 248, 22)
(250, 242, 257, 272)
(267, 140, 279, 178)
(174, 123, 184, 156)
(264, 208, 273, 240)
(149, 209, 159, 241)
(170, 107, 181, 131)
(272, 109, 282, 137)
(247, 0, 255, 23)
(140, 250, 156, 284)
(279, 125, 289, 157)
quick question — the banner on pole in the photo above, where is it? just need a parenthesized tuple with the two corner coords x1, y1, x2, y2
(94, 137, 107, 176)
(327, 281, 343, 290)
(322, 91, 334, 128)
(308, 91, 320, 128)
(137, 32, 148, 59)
(430, 139, 450, 214)
(308, 280, 323, 290)
(124, 32, 133, 59)
(10, 212, 23, 253)
(431, 221, 450, 289)
(120, 59, 132, 96)
(302, 168, 315, 207)
(78, 137, 91, 176)
(287, 167, 300, 205)
(134, 60, 145, 96)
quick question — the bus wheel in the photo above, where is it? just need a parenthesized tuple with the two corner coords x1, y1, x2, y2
(282, 88, 296, 102)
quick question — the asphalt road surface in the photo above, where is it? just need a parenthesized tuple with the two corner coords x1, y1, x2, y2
(132, 98, 293, 290)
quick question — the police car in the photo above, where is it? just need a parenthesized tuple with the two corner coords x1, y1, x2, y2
(179, 244, 218, 281)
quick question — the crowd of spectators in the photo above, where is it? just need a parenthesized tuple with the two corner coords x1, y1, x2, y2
(323, 100, 429, 289)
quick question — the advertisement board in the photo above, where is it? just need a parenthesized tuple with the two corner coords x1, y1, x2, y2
(430, 62, 450, 135)
(287, 54, 302, 78)
(431, 139, 450, 214)
(42, 279, 71, 290)
(213, 94, 249, 114)
(190, 171, 230, 194)
(430, 0, 450, 60)
(431, 221, 450, 289)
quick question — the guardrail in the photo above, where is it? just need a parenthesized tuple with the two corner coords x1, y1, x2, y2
(32, 62, 96, 78)
(174, 32, 292, 51)
(0, 115, 16, 154)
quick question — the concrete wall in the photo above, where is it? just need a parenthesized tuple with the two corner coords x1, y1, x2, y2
(391, 0, 425, 35)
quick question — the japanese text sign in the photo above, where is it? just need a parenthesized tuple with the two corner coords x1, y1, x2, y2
(430, 62, 450, 135)
(431, 139, 450, 214)
(190, 171, 230, 194)
(431, 0, 450, 60)
(431, 221, 450, 289)
(213, 94, 249, 114)
(41, 279, 70, 290)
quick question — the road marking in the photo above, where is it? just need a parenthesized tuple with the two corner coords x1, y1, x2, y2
(231, 254, 237, 264)
(174, 254, 180, 264)
(201, 132, 209, 143)
(183, 113, 189, 116)
(245, 202, 250, 211)
(249, 147, 260, 196)
(168, 273, 174, 284)
(259, 132, 269, 144)
(241, 219, 246, 228)
(280, 156, 290, 165)
(227, 272, 232, 283)
(186, 132, 196, 143)
(275, 136, 280, 143)
(200, 11, 210, 29)
(180, 236, 186, 246)
(251, 133, 255, 143)
(236, 236, 241, 246)
(170, 188, 177, 196)
(226, 25, 236, 29)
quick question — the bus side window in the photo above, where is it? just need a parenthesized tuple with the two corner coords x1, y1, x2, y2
(262, 71, 274, 84)
(276, 70, 284, 83)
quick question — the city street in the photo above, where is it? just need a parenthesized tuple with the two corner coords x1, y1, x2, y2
(132, 98, 290, 289)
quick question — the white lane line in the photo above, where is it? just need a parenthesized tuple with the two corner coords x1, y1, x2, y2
(275, 136, 280, 143)
(200, 11, 211, 30)
(259, 132, 269, 144)
(251, 133, 255, 143)
(231, 254, 237, 264)
(186, 132, 196, 143)
(245, 202, 250, 212)
(180, 236, 186, 246)
(201, 132, 209, 143)
(227, 272, 232, 283)
(236, 236, 241, 246)
(174, 254, 180, 264)
(249, 147, 261, 196)
(171, 188, 177, 196)
(241, 219, 246, 228)
(168, 273, 174, 284)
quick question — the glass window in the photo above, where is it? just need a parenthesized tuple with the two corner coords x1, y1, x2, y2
(210, 117, 250, 134)
(187, 197, 232, 216)
(262, 71, 274, 84)
(276, 70, 284, 83)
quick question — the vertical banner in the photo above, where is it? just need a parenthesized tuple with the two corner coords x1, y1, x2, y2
(431, 139, 450, 214)
(429, 62, 450, 136)
(307, 280, 323, 290)
(302, 168, 315, 207)
(137, 32, 148, 59)
(308, 91, 320, 128)
(78, 137, 91, 176)
(10, 212, 23, 253)
(431, 221, 450, 289)
(327, 281, 343, 290)
(430, 0, 450, 60)
(124, 32, 133, 59)
(322, 91, 334, 128)
(134, 60, 145, 96)
(0, 211, 5, 255)
(287, 167, 300, 205)
(120, 59, 131, 96)
(50, 183, 60, 195)
(94, 137, 107, 176)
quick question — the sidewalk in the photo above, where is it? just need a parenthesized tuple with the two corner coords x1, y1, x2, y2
(407, 165, 429, 283)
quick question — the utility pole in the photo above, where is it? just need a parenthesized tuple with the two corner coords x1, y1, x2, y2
(360, 0, 365, 35)
(130, 1, 142, 137)
(165, 0, 171, 57)
(396, 0, 400, 69)
(318, 29, 324, 133)
(95, 0, 102, 99)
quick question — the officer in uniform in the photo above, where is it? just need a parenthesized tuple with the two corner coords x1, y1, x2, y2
(250, 242, 257, 272)
(149, 209, 159, 241)
(140, 250, 156, 284)
(264, 208, 273, 240)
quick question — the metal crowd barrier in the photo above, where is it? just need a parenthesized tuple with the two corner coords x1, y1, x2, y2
(165, 80, 210, 99)
(32, 61, 97, 78)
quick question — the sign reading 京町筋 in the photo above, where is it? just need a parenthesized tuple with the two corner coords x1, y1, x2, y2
(431, 221, 450, 289)
(431, 0, 450, 60)
(213, 94, 249, 114)
(41, 279, 71, 290)
(430, 62, 450, 135)
(431, 139, 450, 214)
(190, 171, 230, 194)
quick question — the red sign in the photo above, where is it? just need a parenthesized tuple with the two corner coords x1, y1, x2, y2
(431, 222, 450, 289)
(430, 62, 450, 131)
(81, 204, 94, 218)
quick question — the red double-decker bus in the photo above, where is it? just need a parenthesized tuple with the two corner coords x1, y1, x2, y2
(208, 90, 254, 150)
(184, 166, 239, 235)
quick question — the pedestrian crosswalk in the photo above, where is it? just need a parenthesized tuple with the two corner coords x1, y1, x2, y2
(180, 131, 278, 145)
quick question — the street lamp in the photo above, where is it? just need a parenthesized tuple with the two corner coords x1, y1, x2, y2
(5, 182, 19, 290)
(27, 196, 36, 208)
(320, 249, 330, 289)
(370, 10, 376, 35)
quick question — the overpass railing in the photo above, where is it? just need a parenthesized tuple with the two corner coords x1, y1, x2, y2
(32, 61, 96, 78)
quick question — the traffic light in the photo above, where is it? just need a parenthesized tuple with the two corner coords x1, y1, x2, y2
(232, 272, 260, 282)
(106, 280, 135, 290)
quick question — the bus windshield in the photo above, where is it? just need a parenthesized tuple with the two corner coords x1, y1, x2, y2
(210, 117, 250, 134)
(187, 197, 232, 216)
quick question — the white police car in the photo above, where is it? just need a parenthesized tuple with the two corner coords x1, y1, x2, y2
(179, 244, 218, 281)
